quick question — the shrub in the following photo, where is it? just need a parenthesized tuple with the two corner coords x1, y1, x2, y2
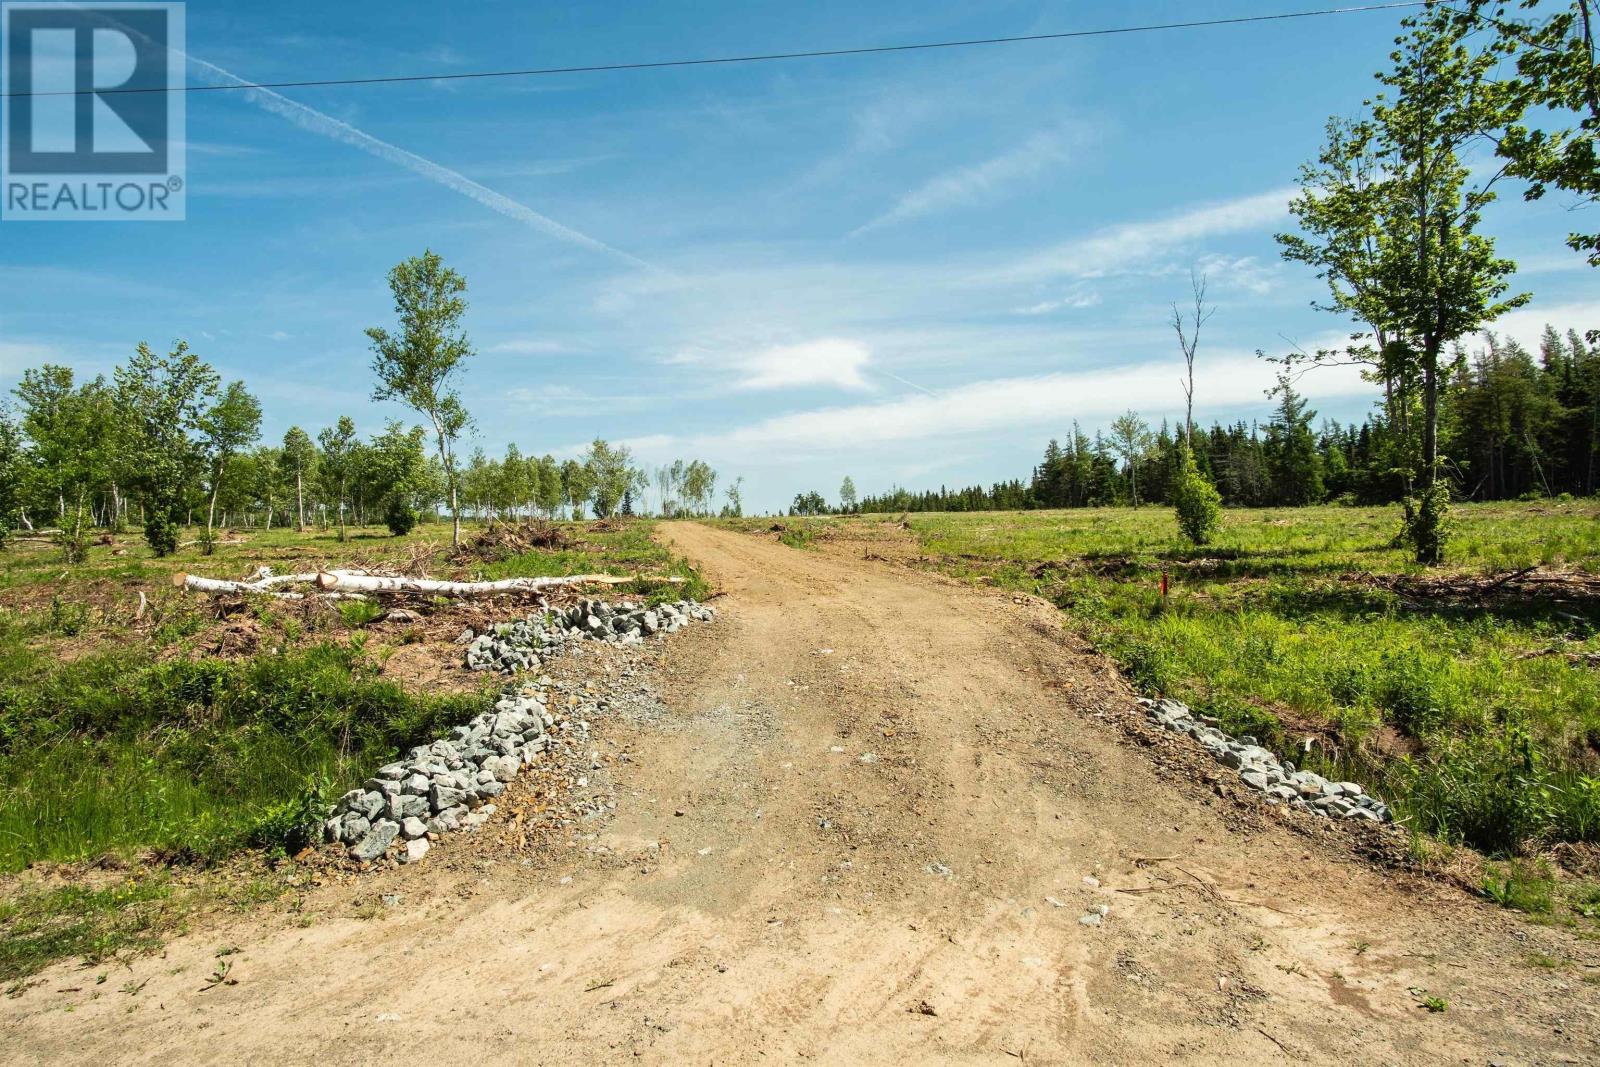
(1403, 482, 1452, 564)
(383, 497, 418, 536)
(143, 513, 179, 557)
(1171, 449, 1222, 546)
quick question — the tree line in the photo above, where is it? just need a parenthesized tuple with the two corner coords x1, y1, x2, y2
(0, 250, 734, 559)
(837, 322, 1595, 514)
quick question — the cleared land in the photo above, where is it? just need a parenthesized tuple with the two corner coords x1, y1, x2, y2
(733, 502, 1600, 864)
(2, 521, 1596, 1064)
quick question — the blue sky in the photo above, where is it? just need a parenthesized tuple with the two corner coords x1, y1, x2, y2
(2, 0, 1596, 514)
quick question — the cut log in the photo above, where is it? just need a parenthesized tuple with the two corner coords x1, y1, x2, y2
(312, 570, 683, 596)
(173, 571, 323, 594)
(173, 567, 681, 599)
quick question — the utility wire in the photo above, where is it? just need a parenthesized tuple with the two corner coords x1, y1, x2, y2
(2, 1, 1431, 98)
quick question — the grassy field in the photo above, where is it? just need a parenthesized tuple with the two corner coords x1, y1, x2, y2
(744, 502, 1600, 858)
(0, 518, 702, 874)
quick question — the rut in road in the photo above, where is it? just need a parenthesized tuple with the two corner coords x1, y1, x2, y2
(4, 521, 1593, 1065)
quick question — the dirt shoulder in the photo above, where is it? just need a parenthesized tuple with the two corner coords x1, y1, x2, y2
(2, 522, 1594, 1065)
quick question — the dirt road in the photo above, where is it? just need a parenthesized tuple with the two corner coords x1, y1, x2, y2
(5, 522, 1595, 1064)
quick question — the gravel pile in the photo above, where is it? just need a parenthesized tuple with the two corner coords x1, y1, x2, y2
(326, 598, 716, 866)
(1138, 697, 1391, 823)
(465, 598, 715, 673)
(324, 690, 550, 864)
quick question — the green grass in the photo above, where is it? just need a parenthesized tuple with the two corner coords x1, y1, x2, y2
(0, 639, 489, 872)
(0, 876, 183, 983)
(739, 502, 1600, 856)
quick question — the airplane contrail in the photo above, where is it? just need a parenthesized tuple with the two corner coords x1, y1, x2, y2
(65, 5, 654, 270)
(182, 54, 657, 272)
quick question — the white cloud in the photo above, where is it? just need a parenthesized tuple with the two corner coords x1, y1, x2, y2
(1001, 188, 1295, 283)
(487, 339, 576, 356)
(1475, 300, 1600, 353)
(853, 128, 1074, 235)
(267, 330, 292, 342)
(624, 351, 1372, 463)
(1193, 254, 1280, 296)
(1015, 285, 1102, 315)
(673, 338, 874, 392)
(0, 339, 63, 376)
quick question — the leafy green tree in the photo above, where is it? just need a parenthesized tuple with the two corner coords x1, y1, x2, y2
(364, 421, 429, 536)
(559, 459, 591, 520)
(583, 440, 640, 519)
(1456, 1, 1599, 265)
(500, 443, 529, 521)
(839, 476, 859, 513)
(278, 427, 317, 532)
(534, 454, 563, 517)
(0, 407, 22, 546)
(463, 447, 494, 525)
(1108, 411, 1152, 506)
(366, 250, 474, 546)
(680, 459, 717, 516)
(723, 476, 745, 518)
(1171, 447, 1223, 545)
(790, 491, 828, 516)
(114, 341, 219, 556)
(317, 416, 359, 540)
(1280, 7, 1528, 561)
(201, 381, 261, 535)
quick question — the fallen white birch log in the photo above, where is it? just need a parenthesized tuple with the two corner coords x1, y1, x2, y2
(173, 571, 323, 594)
(173, 568, 682, 598)
(312, 571, 683, 595)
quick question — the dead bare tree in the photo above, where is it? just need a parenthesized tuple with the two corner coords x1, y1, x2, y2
(1171, 269, 1215, 449)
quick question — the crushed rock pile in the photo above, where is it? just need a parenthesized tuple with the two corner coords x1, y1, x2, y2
(464, 598, 714, 673)
(324, 689, 549, 864)
(1138, 697, 1391, 823)
(325, 599, 715, 866)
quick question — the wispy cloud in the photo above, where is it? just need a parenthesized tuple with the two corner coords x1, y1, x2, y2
(852, 128, 1075, 236)
(624, 351, 1370, 463)
(1015, 284, 1102, 315)
(486, 339, 578, 356)
(1001, 188, 1295, 283)
(672, 338, 873, 392)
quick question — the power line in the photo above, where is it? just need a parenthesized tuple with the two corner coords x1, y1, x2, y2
(2, 2, 1431, 99)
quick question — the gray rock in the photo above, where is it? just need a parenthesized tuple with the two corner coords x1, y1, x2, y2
(484, 754, 520, 782)
(339, 813, 371, 843)
(429, 783, 466, 812)
(400, 816, 428, 839)
(1239, 769, 1270, 791)
(349, 820, 399, 861)
(400, 837, 431, 864)
(388, 793, 428, 821)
